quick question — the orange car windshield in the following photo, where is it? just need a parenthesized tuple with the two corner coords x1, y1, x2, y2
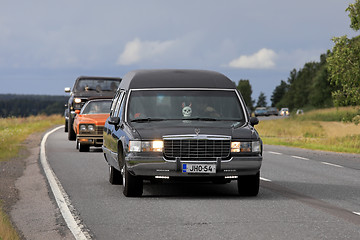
(81, 100, 111, 114)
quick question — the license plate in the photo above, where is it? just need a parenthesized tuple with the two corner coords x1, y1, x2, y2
(182, 163, 216, 173)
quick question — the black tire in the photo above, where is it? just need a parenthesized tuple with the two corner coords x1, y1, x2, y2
(68, 116, 76, 141)
(123, 165, 143, 197)
(65, 119, 68, 132)
(237, 172, 260, 197)
(76, 140, 79, 149)
(79, 144, 90, 152)
(109, 165, 123, 185)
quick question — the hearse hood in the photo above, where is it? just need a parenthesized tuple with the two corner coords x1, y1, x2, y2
(130, 120, 259, 140)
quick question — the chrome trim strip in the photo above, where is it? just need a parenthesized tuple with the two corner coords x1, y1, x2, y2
(162, 157, 234, 163)
(235, 89, 249, 123)
(163, 134, 231, 140)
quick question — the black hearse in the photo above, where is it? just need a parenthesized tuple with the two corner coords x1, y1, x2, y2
(103, 69, 262, 197)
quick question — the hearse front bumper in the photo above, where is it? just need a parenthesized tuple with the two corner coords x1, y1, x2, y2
(125, 154, 262, 178)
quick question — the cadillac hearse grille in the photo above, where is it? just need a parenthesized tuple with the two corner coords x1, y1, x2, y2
(164, 137, 231, 160)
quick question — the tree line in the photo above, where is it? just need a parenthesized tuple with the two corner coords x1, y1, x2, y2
(0, 94, 67, 118)
(235, 53, 332, 112)
(237, 0, 360, 111)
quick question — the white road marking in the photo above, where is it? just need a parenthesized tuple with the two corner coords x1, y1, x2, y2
(291, 155, 310, 161)
(353, 212, 360, 216)
(321, 162, 344, 168)
(268, 151, 283, 155)
(260, 177, 272, 182)
(40, 126, 90, 240)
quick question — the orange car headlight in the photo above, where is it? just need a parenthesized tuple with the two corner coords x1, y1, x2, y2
(79, 124, 95, 133)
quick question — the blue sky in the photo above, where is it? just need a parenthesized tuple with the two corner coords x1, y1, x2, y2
(0, 0, 357, 103)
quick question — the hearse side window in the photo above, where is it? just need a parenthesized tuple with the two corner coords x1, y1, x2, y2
(110, 91, 120, 116)
(113, 91, 125, 117)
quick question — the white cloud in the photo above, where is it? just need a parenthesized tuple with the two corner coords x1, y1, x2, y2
(228, 48, 277, 69)
(117, 38, 176, 65)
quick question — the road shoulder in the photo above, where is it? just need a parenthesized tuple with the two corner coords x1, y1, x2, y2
(5, 130, 74, 239)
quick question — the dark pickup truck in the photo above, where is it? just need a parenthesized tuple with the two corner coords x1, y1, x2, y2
(64, 76, 121, 140)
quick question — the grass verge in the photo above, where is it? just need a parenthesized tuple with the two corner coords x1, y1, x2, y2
(256, 107, 360, 154)
(0, 115, 63, 240)
(0, 202, 20, 240)
(0, 115, 63, 161)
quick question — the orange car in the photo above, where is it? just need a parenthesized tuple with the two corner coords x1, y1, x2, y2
(73, 99, 112, 152)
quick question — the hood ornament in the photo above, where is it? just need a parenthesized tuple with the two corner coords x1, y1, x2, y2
(194, 128, 200, 135)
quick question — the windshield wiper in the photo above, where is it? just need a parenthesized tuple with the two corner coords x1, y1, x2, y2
(184, 117, 217, 121)
(84, 87, 102, 93)
(130, 118, 165, 123)
(231, 121, 245, 128)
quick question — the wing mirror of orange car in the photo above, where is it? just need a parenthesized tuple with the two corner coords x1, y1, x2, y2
(75, 110, 81, 114)
(108, 117, 120, 125)
(250, 117, 259, 126)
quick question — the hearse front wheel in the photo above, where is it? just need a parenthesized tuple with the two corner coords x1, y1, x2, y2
(237, 171, 260, 197)
(109, 165, 123, 185)
(123, 165, 143, 197)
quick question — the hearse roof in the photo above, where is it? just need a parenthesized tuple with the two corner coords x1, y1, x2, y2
(119, 69, 236, 90)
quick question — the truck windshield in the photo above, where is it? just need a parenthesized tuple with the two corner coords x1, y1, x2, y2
(74, 79, 120, 93)
(127, 90, 245, 122)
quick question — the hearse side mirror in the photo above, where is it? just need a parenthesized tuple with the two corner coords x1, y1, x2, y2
(64, 87, 71, 93)
(250, 117, 259, 126)
(108, 117, 120, 125)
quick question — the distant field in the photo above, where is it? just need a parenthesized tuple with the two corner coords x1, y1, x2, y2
(256, 106, 360, 154)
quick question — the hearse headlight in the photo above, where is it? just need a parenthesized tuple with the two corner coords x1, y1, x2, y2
(231, 141, 261, 153)
(74, 98, 82, 103)
(129, 140, 164, 152)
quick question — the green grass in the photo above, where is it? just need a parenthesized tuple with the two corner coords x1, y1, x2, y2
(261, 135, 360, 154)
(256, 106, 360, 154)
(0, 115, 63, 161)
(291, 106, 360, 123)
(0, 115, 63, 240)
(0, 202, 20, 240)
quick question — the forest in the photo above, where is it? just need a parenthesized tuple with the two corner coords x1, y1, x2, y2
(0, 94, 67, 117)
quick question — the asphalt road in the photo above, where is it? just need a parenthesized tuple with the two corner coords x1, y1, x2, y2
(45, 127, 360, 240)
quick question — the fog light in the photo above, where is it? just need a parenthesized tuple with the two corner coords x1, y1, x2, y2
(252, 141, 261, 153)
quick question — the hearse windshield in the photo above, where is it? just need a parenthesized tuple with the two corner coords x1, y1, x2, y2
(127, 90, 245, 122)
